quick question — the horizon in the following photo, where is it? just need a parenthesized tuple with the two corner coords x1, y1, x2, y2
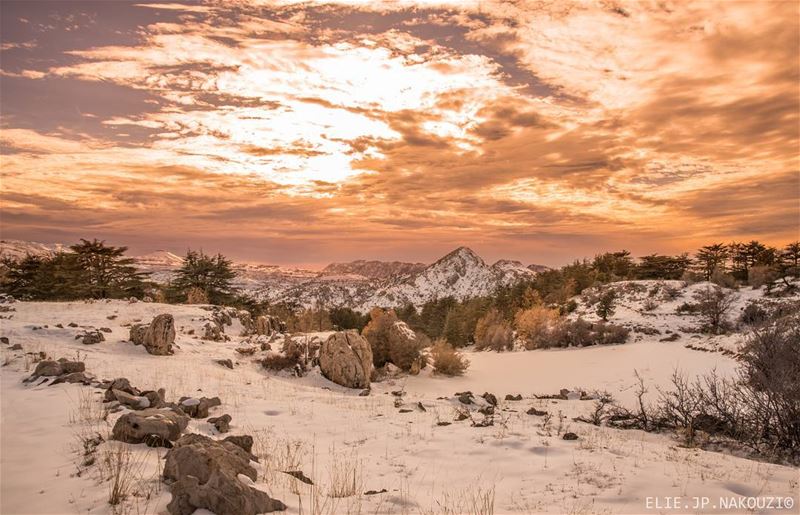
(1, 1, 798, 267)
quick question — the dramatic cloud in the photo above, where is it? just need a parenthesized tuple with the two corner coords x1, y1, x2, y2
(0, 0, 797, 265)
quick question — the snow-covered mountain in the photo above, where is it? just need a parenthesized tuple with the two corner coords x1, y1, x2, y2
(321, 260, 426, 280)
(0, 240, 68, 261)
(0, 240, 547, 309)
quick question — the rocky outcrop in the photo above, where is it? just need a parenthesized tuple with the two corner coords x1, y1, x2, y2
(163, 434, 286, 515)
(144, 314, 175, 355)
(319, 331, 373, 389)
(208, 414, 231, 433)
(129, 314, 175, 355)
(254, 315, 282, 336)
(29, 359, 86, 378)
(112, 407, 189, 447)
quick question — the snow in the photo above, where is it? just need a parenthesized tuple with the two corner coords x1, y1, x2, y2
(1, 297, 798, 514)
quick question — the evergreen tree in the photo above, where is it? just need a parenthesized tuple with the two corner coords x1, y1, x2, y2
(779, 242, 800, 278)
(171, 250, 237, 304)
(695, 243, 729, 281)
(595, 289, 616, 321)
(69, 239, 147, 299)
(635, 254, 691, 280)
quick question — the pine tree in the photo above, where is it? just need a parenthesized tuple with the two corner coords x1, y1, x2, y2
(171, 250, 237, 305)
(779, 242, 800, 279)
(69, 239, 147, 299)
(695, 243, 729, 281)
(595, 289, 617, 321)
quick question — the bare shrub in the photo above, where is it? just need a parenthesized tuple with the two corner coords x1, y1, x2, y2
(514, 306, 560, 350)
(430, 339, 469, 376)
(693, 286, 735, 334)
(748, 265, 777, 289)
(738, 302, 768, 327)
(362, 308, 424, 370)
(474, 308, 511, 352)
(99, 443, 150, 507)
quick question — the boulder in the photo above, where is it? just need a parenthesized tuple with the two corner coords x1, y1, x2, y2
(163, 434, 286, 515)
(144, 314, 175, 355)
(9, 343, 22, 350)
(111, 407, 189, 446)
(202, 322, 225, 341)
(32, 360, 63, 377)
(319, 331, 373, 389)
(215, 359, 233, 369)
(50, 372, 92, 385)
(208, 414, 232, 433)
(562, 432, 579, 440)
(59, 360, 86, 374)
(103, 377, 138, 402)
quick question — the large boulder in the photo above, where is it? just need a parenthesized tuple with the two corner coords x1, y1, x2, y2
(112, 407, 189, 446)
(32, 360, 64, 377)
(144, 314, 175, 355)
(163, 434, 286, 515)
(319, 331, 373, 389)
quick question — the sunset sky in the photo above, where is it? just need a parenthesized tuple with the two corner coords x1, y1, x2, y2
(1, 0, 798, 267)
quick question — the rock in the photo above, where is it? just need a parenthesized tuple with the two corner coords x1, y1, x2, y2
(129, 324, 147, 345)
(141, 389, 166, 409)
(526, 408, 547, 416)
(457, 393, 473, 405)
(10, 343, 22, 351)
(59, 360, 86, 374)
(454, 411, 469, 421)
(437, 421, 452, 426)
(163, 434, 286, 515)
(562, 432, 579, 440)
(179, 396, 221, 418)
(359, 389, 370, 397)
(103, 377, 139, 401)
(113, 388, 151, 409)
(478, 405, 495, 416)
(0, 337, 9, 344)
(143, 314, 175, 355)
(319, 330, 373, 389)
(482, 392, 498, 406)
(223, 435, 254, 454)
(208, 414, 232, 433)
(112, 408, 189, 445)
(216, 359, 233, 369)
(82, 331, 105, 345)
(99, 327, 112, 333)
(32, 360, 63, 377)
(68, 322, 78, 328)
(505, 394, 522, 401)
(202, 322, 224, 341)
(51, 372, 92, 385)
(559, 388, 570, 399)
(254, 315, 283, 337)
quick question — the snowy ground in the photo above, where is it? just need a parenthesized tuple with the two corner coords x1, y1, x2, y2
(1, 297, 798, 515)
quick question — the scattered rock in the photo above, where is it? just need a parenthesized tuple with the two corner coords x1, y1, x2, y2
(359, 389, 370, 397)
(526, 408, 547, 416)
(505, 394, 522, 401)
(659, 333, 681, 342)
(436, 421, 452, 427)
(179, 396, 221, 418)
(365, 489, 388, 495)
(68, 322, 78, 328)
(562, 432, 579, 440)
(103, 377, 137, 401)
(10, 343, 22, 351)
(113, 388, 151, 410)
(0, 337, 9, 344)
(51, 372, 92, 385)
(208, 414, 232, 433)
(454, 411, 469, 421)
(111, 407, 189, 446)
(417, 401, 426, 412)
(163, 433, 286, 515)
(457, 393, 473, 405)
(319, 330, 373, 389)
(99, 327, 112, 333)
(31, 360, 64, 377)
(398, 409, 413, 413)
(478, 405, 495, 416)
(482, 392, 498, 406)
(81, 331, 105, 345)
(216, 359, 233, 369)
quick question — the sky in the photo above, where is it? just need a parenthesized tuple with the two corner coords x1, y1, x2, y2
(0, 0, 798, 267)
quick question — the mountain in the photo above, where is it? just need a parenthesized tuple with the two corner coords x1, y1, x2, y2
(321, 260, 426, 280)
(0, 239, 68, 260)
(0, 240, 547, 309)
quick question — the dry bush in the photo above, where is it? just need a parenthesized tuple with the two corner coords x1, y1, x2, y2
(362, 308, 424, 370)
(431, 339, 469, 376)
(185, 287, 208, 304)
(474, 309, 513, 351)
(514, 306, 560, 350)
(748, 265, 778, 288)
(327, 450, 361, 498)
(260, 353, 302, 371)
(99, 443, 151, 507)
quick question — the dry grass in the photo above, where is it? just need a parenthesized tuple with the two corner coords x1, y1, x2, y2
(430, 339, 469, 376)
